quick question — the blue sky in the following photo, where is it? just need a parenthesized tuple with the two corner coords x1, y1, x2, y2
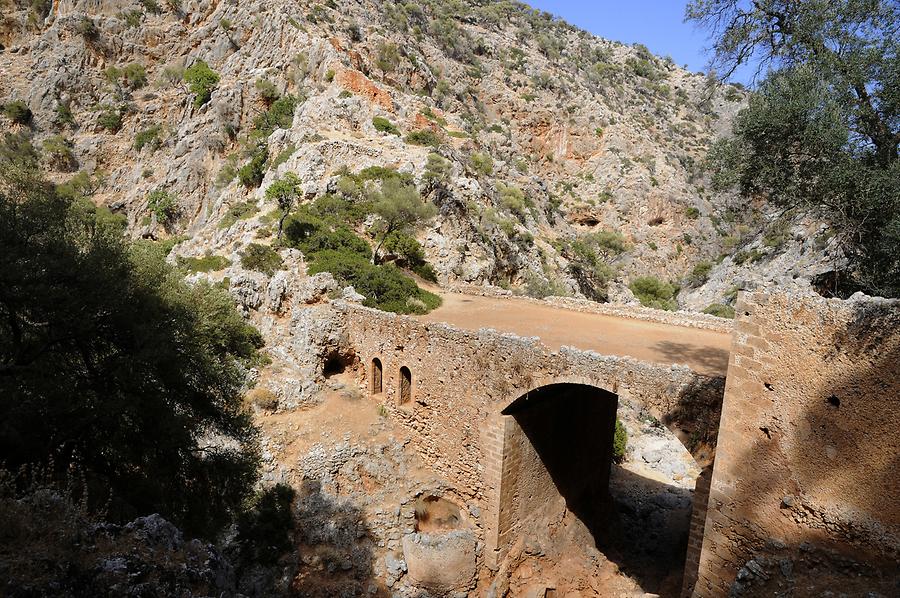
(527, 1, 750, 82)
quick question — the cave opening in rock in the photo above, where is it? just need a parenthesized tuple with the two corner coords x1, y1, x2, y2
(323, 351, 354, 378)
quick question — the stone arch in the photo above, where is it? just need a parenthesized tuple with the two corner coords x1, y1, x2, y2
(487, 378, 716, 594)
(399, 366, 412, 404)
(371, 357, 383, 395)
(492, 382, 618, 557)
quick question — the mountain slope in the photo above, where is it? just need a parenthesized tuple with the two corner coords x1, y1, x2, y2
(1, 0, 837, 310)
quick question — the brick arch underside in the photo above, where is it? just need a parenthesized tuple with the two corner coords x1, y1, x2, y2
(494, 383, 619, 556)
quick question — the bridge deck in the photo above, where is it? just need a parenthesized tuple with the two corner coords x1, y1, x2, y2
(417, 292, 732, 377)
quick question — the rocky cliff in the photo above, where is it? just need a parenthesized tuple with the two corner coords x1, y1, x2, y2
(1, 0, 841, 310)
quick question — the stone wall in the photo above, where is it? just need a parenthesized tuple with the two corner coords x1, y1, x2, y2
(682, 468, 713, 596)
(446, 283, 735, 333)
(692, 289, 900, 596)
(333, 301, 726, 564)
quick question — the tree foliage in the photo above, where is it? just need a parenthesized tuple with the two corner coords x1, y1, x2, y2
(264, 172, 300, 238)
(370, 178, 437, 263)
(183, 59, 220, 108)
(0, 165, 262, 537)
(688, 0, 900, 296)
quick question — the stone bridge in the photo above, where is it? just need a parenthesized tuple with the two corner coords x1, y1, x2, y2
(325, 287, 899, 596)
(332, 296, 730, 585)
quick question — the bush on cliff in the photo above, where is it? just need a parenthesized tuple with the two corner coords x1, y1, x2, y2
(629, 276, 678, 311)
(183, 59, 220, 108)
(307, 249, 440, 314)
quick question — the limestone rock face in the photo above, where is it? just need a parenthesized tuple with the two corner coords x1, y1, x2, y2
(0, 0, 831, 314)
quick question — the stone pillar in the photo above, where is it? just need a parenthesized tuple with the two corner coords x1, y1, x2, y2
(681, 467, 713, 597)
(481, 415, 508, 568)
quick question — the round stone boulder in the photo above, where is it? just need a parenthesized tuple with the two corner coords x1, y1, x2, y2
(401, 530, 476, 594)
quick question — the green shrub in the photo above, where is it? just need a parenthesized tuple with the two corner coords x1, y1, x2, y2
(283, 207, 372, 259)
(703, 303, 736, 319)
(613, 420, 627, 463)
(42, 136, 76, 171)
(470, 151, 494, 175)
(282, 203, 439, 313)
(384, 231, 438, 282)
(55, 101, 75, 127)
(147, 188, 179, 227)
(560, 234, 616, 302)
(372, 116, 400, 136)
(76, 16, 98, 40)
(497, 182, 528, 216)
(594, 230, 627, 254)
(688, 260, 713, 286)
(312, 192, 373, 224)
(423, 152, 451, 182)
(2, 100, 32, 125)
(325, 69, 335, 82)
(684, 206, 700, 219)
(97, 105, 123, 132)
(763, 219, 791, 248)
(0, 132, 40, 169)
(255, 78, 279, 103)
(238, 146, 267, 188)
(376, 42, 401, 72)
(177, 254, 231, 273)
(252, 95, 298, 137)
(219, 201, 259, 229)
(357, 165, 413, 185)
(523, 272, 570, 299)
(264, 172, 300, 238)
(183, 60, 220, 108)
(405, 129, 441, 146)
(54, 170, 103, 202)
(120, 9, 142, 27)
(629, 276, 677, 311)
(240, 243, 283, 275)
(134, 124, 163, 152)
(308, 250, 440, 314)
(122, 63, 148, 89)
(269, 144, 296, 170)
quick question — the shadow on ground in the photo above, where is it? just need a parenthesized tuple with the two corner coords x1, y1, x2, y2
(289, 479, 387, 598)
(595, 465, 694, 597)
(652, 340, 731, 375)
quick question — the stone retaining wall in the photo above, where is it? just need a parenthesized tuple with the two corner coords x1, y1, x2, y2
(692, 289, 900, 596)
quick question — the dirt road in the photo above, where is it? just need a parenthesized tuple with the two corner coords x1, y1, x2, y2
(417, 292, 732, 377)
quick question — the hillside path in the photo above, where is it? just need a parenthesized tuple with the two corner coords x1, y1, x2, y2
(416, 292, 732, 377)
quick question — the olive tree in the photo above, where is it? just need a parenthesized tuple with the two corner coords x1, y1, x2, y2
(688, 0, 900, 296)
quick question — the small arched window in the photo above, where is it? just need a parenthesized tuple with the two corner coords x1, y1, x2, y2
(399, 366, 412, 404)
(372, 358, 383, 395)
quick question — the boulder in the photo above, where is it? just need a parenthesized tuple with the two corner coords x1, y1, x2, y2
(402, 530, 476, 594)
